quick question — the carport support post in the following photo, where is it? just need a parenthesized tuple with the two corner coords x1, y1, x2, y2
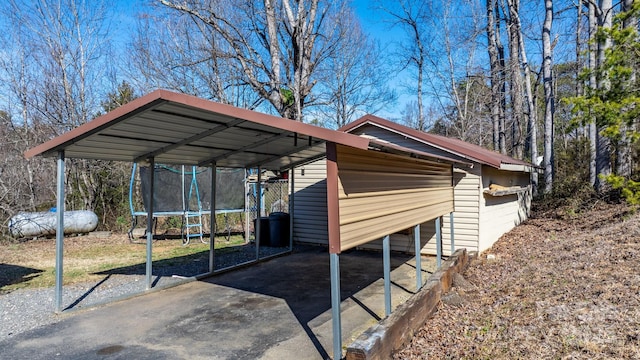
(255, 167, 261, 260)
(289, 167, 294, 249)
(145, 157, 155, 290)
(414, 224, 422, 291)
(383, 234, 392, 317)
(54, 151, 65, 312)
(330, 253, 342, 360)
(436, 216, 442, 269)
(450, 212, 455, 254)
(209, 163, 217, 272)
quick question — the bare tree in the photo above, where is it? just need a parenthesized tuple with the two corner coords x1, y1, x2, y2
(0, 0, 118, 230)
(615, 0, 635, 178)
(504, 0, 525, 159)
(542, 0, 555, 194)
(160, 0, 349, 122)
(315, 10, 396, 128)
(595, 0, 613, 191)
(487, 0, 506, 153)
(588, 0, 598, 187)
(506, 0, 539, 189)
(129, 7, 262, 109)
(375, 0, 428, 130)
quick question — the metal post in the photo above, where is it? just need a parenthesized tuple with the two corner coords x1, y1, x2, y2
(210, 163, 217, 272)
(146, 158, 155, 290)
(450, 212, 455, 254)
(244, 169, 250, 243)
(436, 216, 442, 269)
(330, 253, 342, 360)
(255, 167, 261, 260)
(289, 167, 295, 250)
(54, 151, 65, 312)
(383, 235, 391, 317)
(414, 224, 422, 291)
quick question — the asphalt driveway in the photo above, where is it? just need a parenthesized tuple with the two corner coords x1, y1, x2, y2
(0, 245, 434, 359)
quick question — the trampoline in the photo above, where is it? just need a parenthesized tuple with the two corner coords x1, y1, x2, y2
(128, 163, 246, 244)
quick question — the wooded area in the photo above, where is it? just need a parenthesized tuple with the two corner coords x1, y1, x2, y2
(0, 0, 638, 239)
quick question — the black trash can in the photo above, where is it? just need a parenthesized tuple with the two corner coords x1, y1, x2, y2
(253, 217, 270, 246)
(268, 212, 290, 247)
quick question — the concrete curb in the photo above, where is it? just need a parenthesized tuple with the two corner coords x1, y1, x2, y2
(345, 249, 471, 360)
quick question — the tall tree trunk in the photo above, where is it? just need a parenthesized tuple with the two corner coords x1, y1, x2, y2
(616, 0, 634, 177)
(487, 0, 502, 152)
(507, 0, 538, 191)
(588, 1, 597, 187)
(542, 0, 554, 194)
(496, 3, 508, 155)
(506, 0, 524, 159)
(595, 0, 613, 192)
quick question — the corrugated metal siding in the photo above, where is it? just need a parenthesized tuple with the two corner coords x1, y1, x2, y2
(292, 160, 329, 245)
(478, 166, 531, 253)
(336, 144, 454, 252)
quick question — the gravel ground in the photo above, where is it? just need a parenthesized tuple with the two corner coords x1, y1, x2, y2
(0, 244, 288, 342)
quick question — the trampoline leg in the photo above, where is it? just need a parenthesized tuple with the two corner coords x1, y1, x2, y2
(128, 216, 137, 242)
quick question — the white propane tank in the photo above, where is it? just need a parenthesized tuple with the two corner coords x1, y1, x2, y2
(9, 210, 99, 238)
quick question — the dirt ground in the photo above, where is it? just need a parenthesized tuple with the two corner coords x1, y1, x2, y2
(395, 201, 640, 359)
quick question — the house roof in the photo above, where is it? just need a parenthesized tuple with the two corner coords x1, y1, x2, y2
(25, 90, 467, 170)
(340, 114, 534, 172)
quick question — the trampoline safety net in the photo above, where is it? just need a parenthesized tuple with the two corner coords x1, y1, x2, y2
(137, 165, 245, 213)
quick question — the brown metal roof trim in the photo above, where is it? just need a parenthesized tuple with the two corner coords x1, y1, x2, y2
(25, 89, 370, 160)
(340, 114, 533, 170)
(366, 138, 473, 168)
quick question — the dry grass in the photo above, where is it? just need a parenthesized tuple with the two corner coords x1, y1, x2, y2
(0, 233, 246, 293)
(395, 202, 640, 359)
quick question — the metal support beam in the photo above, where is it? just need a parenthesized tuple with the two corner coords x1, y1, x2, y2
(450, 212, 455, 254)
(383, 234, 391, 317)
(146, 157, 155, 290)
(436, 216, 442, 269)
(54, 151, 65, 312)
(330, 253, 342, 360)
(255, 167, 261, 260)
(210, 163, 217, 272)
(414, 224, 422, 291)
(244, 169, 250, 243)
(289, 167, 295, 250)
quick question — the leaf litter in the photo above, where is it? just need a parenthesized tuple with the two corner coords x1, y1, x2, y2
(394, 202, 640, 359)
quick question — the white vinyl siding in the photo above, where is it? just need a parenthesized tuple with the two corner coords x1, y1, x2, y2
(292, 160, 329, 245)
(478, 167, 531, 253)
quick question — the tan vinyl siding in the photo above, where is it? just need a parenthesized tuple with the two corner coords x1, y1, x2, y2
(292, 160, 329, 245)
(478, 166, 531, 253)
(421, 166, 481, 256)
(335, 144, 454, 252)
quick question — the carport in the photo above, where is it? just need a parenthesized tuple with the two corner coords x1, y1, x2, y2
(25, 90, 457, 359)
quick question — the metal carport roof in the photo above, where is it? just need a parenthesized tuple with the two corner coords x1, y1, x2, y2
(25, 90, 464, 360)
(25, 90, 371, 169)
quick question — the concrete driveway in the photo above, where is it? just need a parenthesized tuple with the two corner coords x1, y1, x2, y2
(0, 245, 434, 359)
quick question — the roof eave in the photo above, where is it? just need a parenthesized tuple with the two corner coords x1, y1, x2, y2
(499, 163, 535, 173)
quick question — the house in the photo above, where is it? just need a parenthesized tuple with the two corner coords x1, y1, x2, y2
(293, 114, 535, 256)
